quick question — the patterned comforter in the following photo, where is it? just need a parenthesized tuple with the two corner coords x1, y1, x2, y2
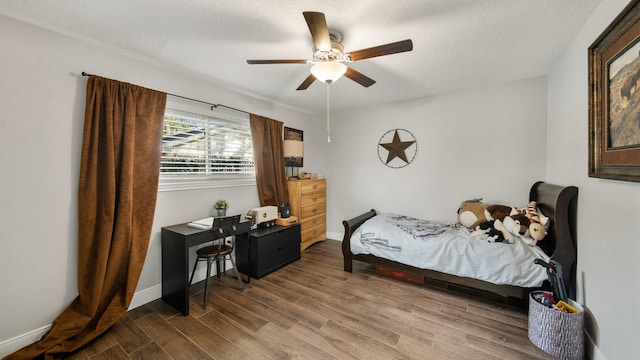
(350, 213, 550, 287)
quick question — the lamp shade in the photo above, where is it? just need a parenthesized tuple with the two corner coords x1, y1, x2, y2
(311, 61, 347, 83)
(283, 140, 303, 157)
(284, 139, 303, 167)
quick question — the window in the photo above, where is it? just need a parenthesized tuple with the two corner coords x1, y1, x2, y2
(160, 105, 255, 190)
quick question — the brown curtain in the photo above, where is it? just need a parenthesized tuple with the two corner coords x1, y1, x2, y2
(249, 114, 289, 206)
(5, 76, 166, 359)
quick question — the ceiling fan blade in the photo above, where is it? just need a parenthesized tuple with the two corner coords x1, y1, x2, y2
(303, 11, 331, 51)
(346, 39, 413, 61)
(344, 67, 376, 87)
(247, 59, 307, 64)
(296, 74, 317, 90)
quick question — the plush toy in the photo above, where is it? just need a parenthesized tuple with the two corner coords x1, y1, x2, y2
(502, 213, 534, 244)
(527, 201, 550, 228)
(493, 219, 514, 243)
(457, 198, 489, 229)
(486, 204, 516, 222)
(523, 201, 548, 246)
(470, 219, 514, 243)
(508, 213, 531, 235)
(470, 221, 503, 242)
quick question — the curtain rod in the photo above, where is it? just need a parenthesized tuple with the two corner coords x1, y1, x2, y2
(81, 72, 250, 115)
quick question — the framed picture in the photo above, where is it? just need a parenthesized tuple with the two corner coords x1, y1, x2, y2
(283, 127, 303, 167)
(589, 0, 640, 182)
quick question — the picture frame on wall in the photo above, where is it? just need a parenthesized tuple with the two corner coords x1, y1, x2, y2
(283, 127, 303, 167)
(589, 0, 640, 182)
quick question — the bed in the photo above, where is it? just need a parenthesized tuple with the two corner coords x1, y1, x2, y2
(342, 181, 578, 301)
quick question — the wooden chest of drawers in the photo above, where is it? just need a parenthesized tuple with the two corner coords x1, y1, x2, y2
(287, 178, 326, 251)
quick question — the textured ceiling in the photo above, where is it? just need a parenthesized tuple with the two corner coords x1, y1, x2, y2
(0, 0, 600, 114)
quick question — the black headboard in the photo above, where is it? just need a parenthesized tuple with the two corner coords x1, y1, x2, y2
(529, 181, 579, 299)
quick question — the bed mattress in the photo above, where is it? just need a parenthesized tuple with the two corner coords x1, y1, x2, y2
(350, 213, 550, 287)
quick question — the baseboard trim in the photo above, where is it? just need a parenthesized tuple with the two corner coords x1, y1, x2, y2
(2, 261, 249, 358)
(585, 331, 607, 360)
(0, 283, 165, 358)
(327, 231, 342, 241)
(0, 324, 51, 358)
(128, 284, 162, 311)
(129, 257, 240, 310)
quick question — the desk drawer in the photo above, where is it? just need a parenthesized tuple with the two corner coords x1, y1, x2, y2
(254, 245, 300, 279)
(255, 228, 300, 255)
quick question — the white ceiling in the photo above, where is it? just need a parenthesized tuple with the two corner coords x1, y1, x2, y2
(0, 0, 600, 115)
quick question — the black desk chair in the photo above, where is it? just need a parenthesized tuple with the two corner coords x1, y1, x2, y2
(189, 214, 245, 309)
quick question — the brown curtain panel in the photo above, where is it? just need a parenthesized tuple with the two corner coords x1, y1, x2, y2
(249, 114, 289, 206)
(5, 76, 166, 359)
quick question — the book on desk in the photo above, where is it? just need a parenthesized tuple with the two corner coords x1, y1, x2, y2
(186, 217, 215, 230)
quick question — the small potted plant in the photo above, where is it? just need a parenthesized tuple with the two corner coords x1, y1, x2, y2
(213, 199, 229, 216)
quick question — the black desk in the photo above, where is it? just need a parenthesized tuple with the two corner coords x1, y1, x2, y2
(161, 220, 249, 315)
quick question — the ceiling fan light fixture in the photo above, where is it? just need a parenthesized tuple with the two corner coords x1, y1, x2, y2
(311, 61, 347, 83)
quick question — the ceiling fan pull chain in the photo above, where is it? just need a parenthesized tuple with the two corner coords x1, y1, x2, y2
(326, 83, 331, 143)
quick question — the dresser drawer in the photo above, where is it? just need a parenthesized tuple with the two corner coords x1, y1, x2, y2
(302, 231, 326, 250)
(301, 214, 326, 232)
(301, 180, 326, 194)
(301, 202, 325, 218)
(301, 223, 326, 242)
(301, 192, 326, 207)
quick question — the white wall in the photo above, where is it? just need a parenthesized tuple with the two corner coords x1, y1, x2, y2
(4, 1, 639, 358)
(0, 14, 320, 356)
(325, 77, 548, 240)
(547, 0, 640, 359)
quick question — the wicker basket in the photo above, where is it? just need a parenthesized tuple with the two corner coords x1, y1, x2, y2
(528, 291, 584, 360)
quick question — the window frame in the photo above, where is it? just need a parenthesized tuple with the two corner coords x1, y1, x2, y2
(158, 99, 256, 192)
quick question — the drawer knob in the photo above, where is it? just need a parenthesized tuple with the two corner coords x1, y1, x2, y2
(312, 208, 317, 213)
(312, 197, 317, 202)
(313, 184, 317, 190)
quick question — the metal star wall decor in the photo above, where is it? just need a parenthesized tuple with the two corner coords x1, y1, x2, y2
(377, 129, 417, 168)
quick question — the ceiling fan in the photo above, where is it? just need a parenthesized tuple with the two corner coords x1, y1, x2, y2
(246, 11, 413, 90)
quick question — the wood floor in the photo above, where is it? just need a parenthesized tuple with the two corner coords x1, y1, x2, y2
(66, 239, 554, 360)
